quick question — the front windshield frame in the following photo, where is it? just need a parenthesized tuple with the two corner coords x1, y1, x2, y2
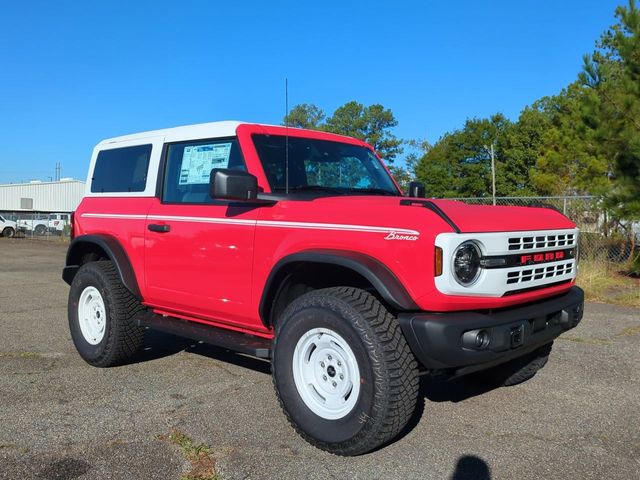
(251, 134, 400, 197)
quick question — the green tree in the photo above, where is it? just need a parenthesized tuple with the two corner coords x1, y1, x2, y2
(283, 101, 404, 163)
(283, 103, 326, 129)
(324, 101, 403, 162)
(579, 0, 640, 220)
(529, 85, 611, 196)
(415, 114, 519, 197)
(388, 139, 429, 193)
(501, 106, 553, 196)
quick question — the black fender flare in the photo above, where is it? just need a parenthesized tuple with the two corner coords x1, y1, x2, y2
(259, 249, 418, 324)
(62, 234, 141, 299)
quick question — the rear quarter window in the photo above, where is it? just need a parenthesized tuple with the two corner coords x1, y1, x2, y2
(91, 144, 152, 193)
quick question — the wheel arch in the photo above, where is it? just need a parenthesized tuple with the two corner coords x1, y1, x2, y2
(62, 234, 141, 299)
(259, 250, 417, 328)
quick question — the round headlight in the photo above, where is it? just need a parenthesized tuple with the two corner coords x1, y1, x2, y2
(453, 241, 482, 286)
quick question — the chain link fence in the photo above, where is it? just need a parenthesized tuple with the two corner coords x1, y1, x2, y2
(2, 197, 639, 266)
(0, 211, 71, 240)
(446, 196, 639, 269)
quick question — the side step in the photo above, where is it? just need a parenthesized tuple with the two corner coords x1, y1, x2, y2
(137, 313, 272, 359)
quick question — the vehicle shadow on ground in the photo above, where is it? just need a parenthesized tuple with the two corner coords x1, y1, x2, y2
(420, 374, 499, 403)
(393, 374, 500, 448)
(185, 343, 271, 375)
(130, 330, 271, 375)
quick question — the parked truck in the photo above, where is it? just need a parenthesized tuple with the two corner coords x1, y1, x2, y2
(62, 121, 584, 455)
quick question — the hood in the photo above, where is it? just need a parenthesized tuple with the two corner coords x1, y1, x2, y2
(427, 199, 575, 233)
(284, 196, 575, 235)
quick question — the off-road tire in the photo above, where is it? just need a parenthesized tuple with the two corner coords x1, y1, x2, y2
(2, 227, 15, 238)
(68, 261, 145, 367)
(481, 342, 553, 387)
(272, 287, 419, 456)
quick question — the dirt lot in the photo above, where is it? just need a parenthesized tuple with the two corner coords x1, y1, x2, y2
(1, 239, 639, 480)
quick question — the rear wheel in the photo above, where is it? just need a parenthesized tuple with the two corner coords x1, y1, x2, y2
(68, 261, 145, 367)
(480, 342, 553, 387)
(272, 287, 419, 456)
(2, 227, 15, 238)
(34, 224, 46, 236)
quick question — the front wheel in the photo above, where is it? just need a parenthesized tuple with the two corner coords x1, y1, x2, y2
(34, 224, 47, 236)
(272, 287, 419, 456)
(2, 227, 15, 238)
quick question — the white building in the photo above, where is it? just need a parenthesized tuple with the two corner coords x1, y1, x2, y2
(0, 179, 85, 213)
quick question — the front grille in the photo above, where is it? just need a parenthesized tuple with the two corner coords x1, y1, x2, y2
(506, 262, 574, 285)
(508, 233, 576, 251)
(503, 280, 572, 296)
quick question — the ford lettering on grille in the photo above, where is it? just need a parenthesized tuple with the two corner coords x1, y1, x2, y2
(520, 250, 566, 265)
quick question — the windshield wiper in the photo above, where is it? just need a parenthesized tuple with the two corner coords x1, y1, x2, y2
(345, 188, 399, 196)
(275, 185, 347, 195)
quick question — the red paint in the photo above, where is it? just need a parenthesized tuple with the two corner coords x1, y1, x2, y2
(73, 124, 577, 335)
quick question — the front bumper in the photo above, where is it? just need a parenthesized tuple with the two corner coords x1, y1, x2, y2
(398, 286, 584, 376)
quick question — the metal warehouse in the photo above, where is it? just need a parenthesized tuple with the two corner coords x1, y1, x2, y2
(0, 179, 85, 213)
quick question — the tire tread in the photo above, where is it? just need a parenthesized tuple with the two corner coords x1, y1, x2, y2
(272, 287, 419, 456)
(69, 260, 145, 367)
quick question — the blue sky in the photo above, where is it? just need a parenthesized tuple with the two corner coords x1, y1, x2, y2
(0, 0, 623, 183)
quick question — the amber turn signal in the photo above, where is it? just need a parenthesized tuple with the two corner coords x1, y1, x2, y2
(434, 246, 443, 277)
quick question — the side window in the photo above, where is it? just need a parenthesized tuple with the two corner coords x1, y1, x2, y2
(91, 144, 152, 193)
(162, 138, 245, 204)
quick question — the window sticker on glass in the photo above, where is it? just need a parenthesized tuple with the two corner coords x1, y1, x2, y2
(179, 143, 232, 185)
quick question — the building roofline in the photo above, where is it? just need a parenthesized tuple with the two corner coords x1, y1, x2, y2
(0, 179, 85, 187)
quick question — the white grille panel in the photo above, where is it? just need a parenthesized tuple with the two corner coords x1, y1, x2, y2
(506, 262, 574, 285)
(435, 228, 579, 297)
(508, 233, 576, 251)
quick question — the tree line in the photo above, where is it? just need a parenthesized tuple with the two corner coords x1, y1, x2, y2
(283, 1, 640, 221)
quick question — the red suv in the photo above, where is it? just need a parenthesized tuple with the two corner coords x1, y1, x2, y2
(63, 121, 584, 455)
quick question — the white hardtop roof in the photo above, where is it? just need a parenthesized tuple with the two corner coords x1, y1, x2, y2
(98, 120, 252, 145)
(96, 120, 362, 147)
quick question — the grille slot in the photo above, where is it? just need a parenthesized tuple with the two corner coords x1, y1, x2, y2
(506, 262, 574, 285)
(508, 233, 576, 251)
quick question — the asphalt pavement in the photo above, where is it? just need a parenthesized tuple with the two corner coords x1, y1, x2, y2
(1, 239, 638, 479)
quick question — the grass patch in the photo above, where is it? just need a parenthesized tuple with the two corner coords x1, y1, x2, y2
(157, 430, 219, 480)
(616, 325, 640, 337)
(557, 335, 611, 345)
(0, 351, 42, 358)
(577, 260, 640, 307)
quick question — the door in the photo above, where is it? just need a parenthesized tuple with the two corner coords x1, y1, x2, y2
(144, 137, 260, 328)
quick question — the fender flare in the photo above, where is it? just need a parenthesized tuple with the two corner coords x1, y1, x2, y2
(62, 234, 141, 299)
(259, 249, 418, 324)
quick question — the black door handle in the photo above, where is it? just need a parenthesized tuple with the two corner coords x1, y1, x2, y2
(148, 223, 170, 233)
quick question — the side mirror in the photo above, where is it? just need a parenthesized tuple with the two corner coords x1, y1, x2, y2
(408, 181, 426, 198)
(210, 169, 259, 201)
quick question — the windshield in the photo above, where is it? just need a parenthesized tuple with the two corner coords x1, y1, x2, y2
(252, 135, 400, 196)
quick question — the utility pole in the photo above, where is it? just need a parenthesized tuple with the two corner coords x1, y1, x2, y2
(484, 143, 496, 205)
(54, 162, 61, 181)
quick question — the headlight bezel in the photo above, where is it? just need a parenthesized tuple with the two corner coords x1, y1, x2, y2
(452, 240, 483, 287)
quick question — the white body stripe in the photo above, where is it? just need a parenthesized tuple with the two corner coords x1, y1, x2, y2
(82, 213, 147, 220)
(80, 213, 420, 236)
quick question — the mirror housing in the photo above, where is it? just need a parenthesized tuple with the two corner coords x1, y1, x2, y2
(408, 181, 426, 198)
(210, 169, 259, 201)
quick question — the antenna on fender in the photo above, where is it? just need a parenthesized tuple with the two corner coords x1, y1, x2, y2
(285, 78, 289, 194)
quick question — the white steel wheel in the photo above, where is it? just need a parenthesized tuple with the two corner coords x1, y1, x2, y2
(292, 327, 361, 420)
(77, 286, 107, 345)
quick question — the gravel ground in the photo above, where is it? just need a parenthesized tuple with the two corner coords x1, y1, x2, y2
(1, 238, 639, 480)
